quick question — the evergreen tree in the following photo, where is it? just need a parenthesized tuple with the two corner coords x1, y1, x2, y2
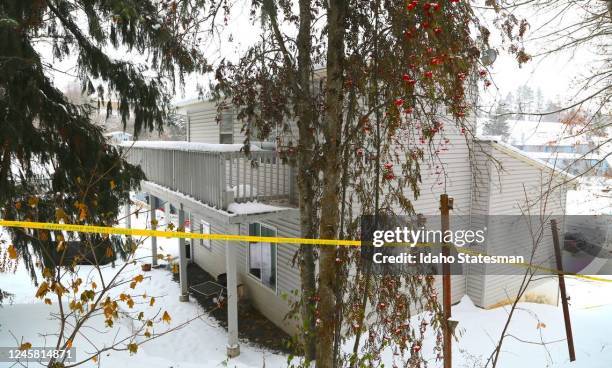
(484, 103, 510, 140)
(0, 1, 208, 282)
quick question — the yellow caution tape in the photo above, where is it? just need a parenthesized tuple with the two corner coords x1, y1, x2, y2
(0, 219, 361, 246)
(1, 219, 610, 283)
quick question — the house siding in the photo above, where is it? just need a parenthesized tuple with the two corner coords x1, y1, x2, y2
(394, 124, 473, 304)
(465, 141, 492, 306)
(479, 143, 566, 308)
(184, 101, 220, 143)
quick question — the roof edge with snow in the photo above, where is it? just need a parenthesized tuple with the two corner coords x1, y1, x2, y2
(476, 137, 576, 181)
(119, 141, 262, 153)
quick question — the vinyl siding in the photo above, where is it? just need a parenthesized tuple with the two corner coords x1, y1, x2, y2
(185, 101, 220, 143)
(465, 141, 493, 306)
(479, 143, 567, 308)
(395, 124, 473, 303)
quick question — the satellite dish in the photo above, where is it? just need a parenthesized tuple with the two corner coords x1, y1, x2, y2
(481, 49, 498, 66)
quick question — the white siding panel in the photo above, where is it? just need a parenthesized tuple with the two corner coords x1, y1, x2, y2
(480, 145, 567, 307)
(186, 102, 220, 143)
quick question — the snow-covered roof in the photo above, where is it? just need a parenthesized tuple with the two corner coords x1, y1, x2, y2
(477, 138, 576, 181)
(523, 151, 607, 161)
(504, 119, 607, 146)
(173, 97, 214, 108)
(477, 119, 610, 147)
(119, 141, 261, 153)
(105, 131, 132, 137)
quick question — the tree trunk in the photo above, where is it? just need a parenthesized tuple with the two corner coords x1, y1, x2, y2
(317, 0, 346, 366)
(295, 0, 318, 362)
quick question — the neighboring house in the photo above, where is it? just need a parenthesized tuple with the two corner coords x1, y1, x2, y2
(120, 100, 573, 358)
(104, 131, 133, 144)
(499, 120, 611, 177)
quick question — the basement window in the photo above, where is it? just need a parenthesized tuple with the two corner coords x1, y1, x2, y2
(248, 223, 277, 292)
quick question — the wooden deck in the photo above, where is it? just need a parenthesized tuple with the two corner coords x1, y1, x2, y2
(121, 144, 296, 210)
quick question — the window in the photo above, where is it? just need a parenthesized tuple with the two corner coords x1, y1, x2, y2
(220, 110, 233, 144)
(248, 223, 277, 291)
(199, 220, 211, 249)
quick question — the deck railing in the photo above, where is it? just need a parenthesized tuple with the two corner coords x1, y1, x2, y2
(122, 145, 295, 210)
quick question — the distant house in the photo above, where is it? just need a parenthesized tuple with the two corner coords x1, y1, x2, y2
(119, 99, 573, 358)
(104, 131, 133, 144)
(502, 120, 611, 177)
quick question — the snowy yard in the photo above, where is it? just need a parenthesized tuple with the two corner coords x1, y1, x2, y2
(1, 198, 612, 367)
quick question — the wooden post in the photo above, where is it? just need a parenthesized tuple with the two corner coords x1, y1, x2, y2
(150, 195, 158, 266)
(125, 201, 131, 229)
(178, 204, 189, 302)
(440, 194, 453, 368)
(225, 223, 240, 358)
(164, 201, 171, 227)
(551, 219, 576, 362)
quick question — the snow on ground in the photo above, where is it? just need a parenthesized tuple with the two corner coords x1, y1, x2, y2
(1, 197, 612, 367)
(567, 177, 612, 215)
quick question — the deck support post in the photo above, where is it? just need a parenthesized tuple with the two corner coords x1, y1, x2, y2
(164, 201, 171, 227)
(178, 203, 189, 302)
(150, 195, 158, 266)
(225, 223, 240, 358)
(125, 200, 131, 229)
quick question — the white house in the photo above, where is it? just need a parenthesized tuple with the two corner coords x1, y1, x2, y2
(104, 131, 133, 144)
(119, 99, 573, 358)
(503, 120, 611, 177)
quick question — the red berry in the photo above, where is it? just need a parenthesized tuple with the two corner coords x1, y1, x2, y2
(424, 71, 433, 78)
(394, 98, 404, 106)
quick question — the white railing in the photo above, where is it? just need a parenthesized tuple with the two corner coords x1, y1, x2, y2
(122, 145, 294, 210)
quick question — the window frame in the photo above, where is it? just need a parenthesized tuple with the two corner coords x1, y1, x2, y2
(199, 220, 212, 250)
(219, 110, 234, 144)
(246, 222, 278, 294)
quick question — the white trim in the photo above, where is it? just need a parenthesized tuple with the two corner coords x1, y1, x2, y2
(246, 222, 278, 295)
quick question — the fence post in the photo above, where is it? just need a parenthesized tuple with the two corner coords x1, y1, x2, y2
(551, 219, 576, 362)
(440, 194, 454, 368)
(178, 203, 189, 302)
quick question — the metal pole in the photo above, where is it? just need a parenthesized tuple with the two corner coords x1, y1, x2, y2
(225, 223, 240, 358)
(440, 194, 453, 368)
(178, 204, 189, 302)
(150, 195, 158, 266)
(551, 219, 576, 362)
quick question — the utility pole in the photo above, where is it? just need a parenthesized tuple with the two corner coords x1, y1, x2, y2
(440, 194, 453, 368)
(551, 219, 576, 362)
